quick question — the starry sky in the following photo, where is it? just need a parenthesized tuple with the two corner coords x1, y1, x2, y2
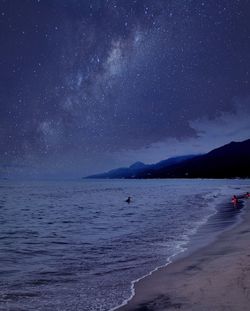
(1, 0, 250, 179)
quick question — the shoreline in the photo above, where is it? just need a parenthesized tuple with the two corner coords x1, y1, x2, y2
(114, 198, 250, 311)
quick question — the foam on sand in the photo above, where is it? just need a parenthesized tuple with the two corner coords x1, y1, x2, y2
(114, 199, 250, 311)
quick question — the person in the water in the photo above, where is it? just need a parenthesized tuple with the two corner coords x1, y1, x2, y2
(245, 192, 250, 198)
(231, 195, 238, 206)
(125, 196, 131, 203)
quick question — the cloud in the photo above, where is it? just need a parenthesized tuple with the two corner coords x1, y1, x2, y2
(190, 99, 250, 144)
(112, 99, 250, 166)
(4, 98, 250, 178)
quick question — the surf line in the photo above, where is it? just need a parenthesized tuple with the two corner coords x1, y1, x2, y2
(109, 243, 188, 311)
(110, 192, 248, 311)
(109, 193, 229, 311)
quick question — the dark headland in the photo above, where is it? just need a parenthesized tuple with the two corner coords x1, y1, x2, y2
(85, 138, 250, 179)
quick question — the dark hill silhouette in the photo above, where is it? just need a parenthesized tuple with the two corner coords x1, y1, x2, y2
(129, 161, 146, 170)
(84, 162, 147, 179)
(138, 139, 250, 179)
(84, 139, 250, 179)
(85, 155, 196, 179)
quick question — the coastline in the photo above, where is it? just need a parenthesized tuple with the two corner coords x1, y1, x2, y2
(114, 199, 250, 311)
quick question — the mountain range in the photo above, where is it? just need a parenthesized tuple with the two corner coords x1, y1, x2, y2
(85, 139, 250, 179)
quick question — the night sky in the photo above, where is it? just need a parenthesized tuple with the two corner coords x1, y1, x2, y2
(1, 0, 250, 178)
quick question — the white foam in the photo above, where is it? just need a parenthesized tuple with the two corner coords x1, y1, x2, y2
(109, 242, 187, 311)
(109, 187, 235, 311)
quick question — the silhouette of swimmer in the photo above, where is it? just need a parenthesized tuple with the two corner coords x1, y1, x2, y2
(125, 196, 131, 203)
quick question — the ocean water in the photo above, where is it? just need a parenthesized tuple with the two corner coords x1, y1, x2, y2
(0, 179, 249, 311)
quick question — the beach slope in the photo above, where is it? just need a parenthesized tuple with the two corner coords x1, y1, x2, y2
(117, 201, 250, 311)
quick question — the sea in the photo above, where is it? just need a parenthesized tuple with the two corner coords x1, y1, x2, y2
(0, 179, 249, 311)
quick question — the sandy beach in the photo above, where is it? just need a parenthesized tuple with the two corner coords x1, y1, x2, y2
(117, 199, 250, 311)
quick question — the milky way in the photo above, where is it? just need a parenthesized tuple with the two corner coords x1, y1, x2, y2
(1, 0, 250, 178)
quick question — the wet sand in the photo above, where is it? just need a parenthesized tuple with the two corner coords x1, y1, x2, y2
(117, 200, 250, 311)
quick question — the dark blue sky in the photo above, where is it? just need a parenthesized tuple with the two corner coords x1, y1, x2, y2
(1, 0, 250, 178)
